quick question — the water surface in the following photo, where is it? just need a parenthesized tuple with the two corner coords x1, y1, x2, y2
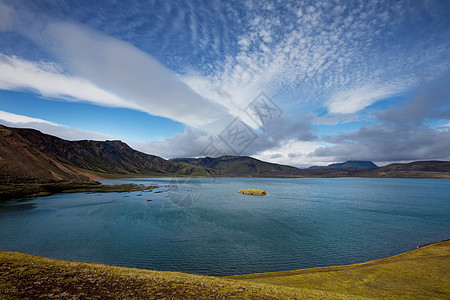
(0, 177, 448, 275)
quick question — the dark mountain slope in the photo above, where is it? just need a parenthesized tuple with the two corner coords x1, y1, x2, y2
(0, 126, 88, 182)
(171, 156, 303, 176)
(0, 125, 211, 183)
(309, 161, 378, 169)
(377, 161, 450, 172)
(174, 156, 450, 179)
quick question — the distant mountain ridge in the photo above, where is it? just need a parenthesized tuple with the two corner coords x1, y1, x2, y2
(173, 157, 450, 179)
(376, 161, 450, 173)
(170, 156, 303, 176)
(308, 161, 378, 169)
(1, 125, 449, 182)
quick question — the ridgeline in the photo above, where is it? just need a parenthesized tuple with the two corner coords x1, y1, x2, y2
(1, 125, 449, 201)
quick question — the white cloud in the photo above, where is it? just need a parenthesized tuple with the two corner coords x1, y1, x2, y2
(40, 21, 233, 129)
(0, 110, 56, 125)
(179, 0, 449, 121)
(326, 85, 402, 114)
(0, 110, 114, 141)
(254, 139, 323, 167)
(0, 2, 235, 131)
(0, 54, 139, 109)
(129, 127, 212, 159)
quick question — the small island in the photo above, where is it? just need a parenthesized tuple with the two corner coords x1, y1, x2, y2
(237, 189, 266, 196)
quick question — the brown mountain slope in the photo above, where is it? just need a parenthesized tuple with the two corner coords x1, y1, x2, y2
(0, 126, 88, 182)
(0, 125, 211, 183)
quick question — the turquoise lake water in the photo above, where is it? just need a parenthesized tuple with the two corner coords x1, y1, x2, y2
(0, 177, 449, 276)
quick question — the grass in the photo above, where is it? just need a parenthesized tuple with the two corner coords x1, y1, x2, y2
(228, 240, 450, 299)
(0, 241, 448, 299)
(0, 252, 346, 299)
(237, 188, 267, 196)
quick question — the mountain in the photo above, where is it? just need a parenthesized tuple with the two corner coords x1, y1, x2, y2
(1, 125, 449, 182)
(0, 125, 211, 183)
(174, 156, 450, 179)
(356, 160, 450, 179)
(309, 161, 378, 169)
(170, 156, 303, 177)
(377, 161, 450, 172)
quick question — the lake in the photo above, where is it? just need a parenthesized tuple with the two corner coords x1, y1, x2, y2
(0, 177, 449, 276)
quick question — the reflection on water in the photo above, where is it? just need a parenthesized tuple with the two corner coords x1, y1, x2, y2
(0, 177, 449, 276)
(0, 199, 37, 211)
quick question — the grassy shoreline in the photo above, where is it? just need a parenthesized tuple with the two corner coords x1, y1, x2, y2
(0, 181, 158, 201)
(1, 240, 448, 299)
(1, 174, 448, 201)
(0, 252, 343, 300)
(229, 240, 450, 299)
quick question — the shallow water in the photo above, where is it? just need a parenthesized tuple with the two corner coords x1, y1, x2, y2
(0, 177, 449, 275)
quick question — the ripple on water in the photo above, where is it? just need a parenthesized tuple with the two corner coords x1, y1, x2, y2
(0, 177, 449, 275)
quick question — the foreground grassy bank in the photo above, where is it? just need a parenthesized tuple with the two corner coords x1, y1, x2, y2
(0, 252, 344, 299)
(0, 181, 158, 201)
(229, 240, 450, 299)
(1, 241, 448, 299)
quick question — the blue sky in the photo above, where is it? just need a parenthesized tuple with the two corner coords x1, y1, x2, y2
(0, 0, 449, 166)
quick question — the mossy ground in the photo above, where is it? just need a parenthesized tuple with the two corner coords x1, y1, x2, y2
(0, 252, 344, 299)
(228, 240, 450, 299)
(237, 189, 267, 196)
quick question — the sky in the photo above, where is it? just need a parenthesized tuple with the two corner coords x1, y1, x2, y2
(0, 0, 449, 167)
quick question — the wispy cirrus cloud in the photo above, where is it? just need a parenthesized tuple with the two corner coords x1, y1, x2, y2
(41, 20, 233, 129)
(180, 0, 449, 119)
(326, 84, 404, 114)
(0, 1, 234, 131)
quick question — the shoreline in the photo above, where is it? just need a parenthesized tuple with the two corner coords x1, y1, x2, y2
(2, 238, 448, 277)
(1, 175, 448, 201)
(227, 238, 450, 278)
(0, 181, 158, 201)
(102, 172, 450, 179)
(1, 240, 448, 299)
(417, 238, 450, 249)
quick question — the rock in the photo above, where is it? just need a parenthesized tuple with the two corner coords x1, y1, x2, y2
(237, 189, 266, 196)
